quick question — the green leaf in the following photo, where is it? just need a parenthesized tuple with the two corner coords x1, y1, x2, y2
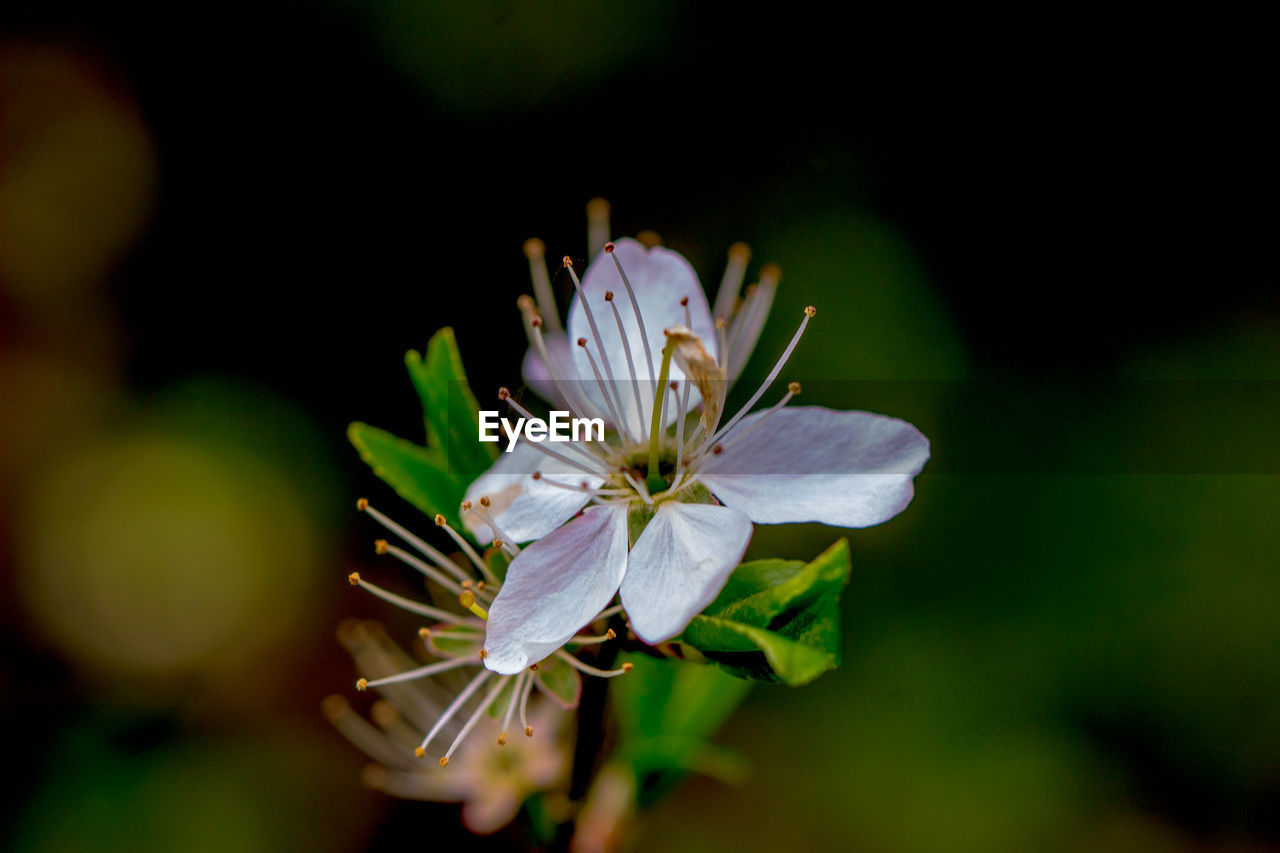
(533, 655, 582, 709)
(349, 328, 495, 531)
(405, 327, 496, 480)
(348, 422, 464, 526)
(679, 539, 852, 686)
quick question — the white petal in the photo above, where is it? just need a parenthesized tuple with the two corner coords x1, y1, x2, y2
(482, 505, 629, 674)
(619, 502, 752, 644)
(568, 239, 717, 435)
(724, 278, 776, 383)
(463, 442, 601, 544)
(698, 406, 930, 527)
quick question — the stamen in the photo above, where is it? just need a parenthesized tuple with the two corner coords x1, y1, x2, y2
(713, 241, 752, 320)
(704, 306, 814, 451)
(681, 295, 691, 329)
(596, 604, 624, 619)
(674, 379, 692, 481)
(503, 391, 618, 469)
(379, 542, 466, 596)
(349, 573, 474, 625)
(568, 628, 617, 645)
(523, 238, 561, 333)
(564, 257, 625, 431)
(531, 472, 631, 496)
(724, 262, 780, 380)
(713, 381, 801, 454)
(442, 675, 510, 764)
(322, 695, 417, 770)
(586, 197, 611, 258)
(606, 241, 658, 396)
(621, 469, 654, 505)
(465, 501, 520, 556)
(636, 230, 662, 248)
(577, 336, 636, 444)
(357, 500, 472, 585)
(361, 655, 475, 690)
(525, 314, 609, 429)
(499, 392, 614, 478)
(518, 668, 536, 736)
(435, 514, 499, 586)
(554, 648, 635, 678)
(459, 590, 489, 621)
(416, 669, 493, 757)
(498, 671, 527, 744)
(605, 293, 650, 440)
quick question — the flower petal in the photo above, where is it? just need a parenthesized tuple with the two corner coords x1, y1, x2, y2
(482, 505, 629, 674)
(619, 502, 752, 644)
(463, 442, 601, 545)
(568, 239, 717, 435)
(698, 406, 930, 527)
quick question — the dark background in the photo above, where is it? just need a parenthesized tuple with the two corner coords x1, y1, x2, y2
(1, 3, 1276, 851)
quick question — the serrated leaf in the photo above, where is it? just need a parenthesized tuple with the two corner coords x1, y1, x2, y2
(533, 655, 582, 709)
(679, 539, 852, 686)
(405, 327, 496, 481)
(348, 422, 464, 526)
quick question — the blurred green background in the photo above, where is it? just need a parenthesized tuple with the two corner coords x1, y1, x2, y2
(0, 3, 1274, 851)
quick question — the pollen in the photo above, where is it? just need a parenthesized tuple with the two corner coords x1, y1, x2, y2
(356, 497, 369, 512)
(804, 305, 817, 318)
(414, 747, 425, 758)
(479, 649, 488, 660)
(434, 514, 446, 527)
(356, 677, 368, 692)
(622, 662, 634, 672)
(497, 733, 508, 746)
(479, 496, 491, 508)
(374, 539, 388, 555)
(788, 381, 801, 394)
(347, 571, 361, 586)
(525, 725, 534, 737)
(439, 756, 449, 767)
(606, 629, 617, 639)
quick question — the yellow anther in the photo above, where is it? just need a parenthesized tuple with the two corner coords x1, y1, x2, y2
(460, 500, 472, 512)
(418, 627, 431, 638)
(356, 498, 369, 511)
(587, 197, 611, 221)
(439, 756, 449, 768)
(374, 539, 388, 555)
(760, 261, 782, 281)
(728, 241, 752, 263)
(476, 581, 487, 592)
(356, 678, 368, 691)
(522, 237, 545, 259)
(605, 628, 617, 640)
(434, 513, 446, 527)
(347, 572, 361, 586)
(497, 733, 508, 746)
(788, 381, 801, 395)
(622, 662, 634, 672)
(524, 725, 534, 737)
(636, 230, 662, 248)
(462, 579, 473, 588)
(479, 649, 488, 660)
(479, 496, 491, 508)
(562, 255, 573, 268)
(414, 747, 425, 758)
(804, 305, 817, 318)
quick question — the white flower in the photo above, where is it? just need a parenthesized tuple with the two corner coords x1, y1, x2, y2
(466, 205, 930, 675)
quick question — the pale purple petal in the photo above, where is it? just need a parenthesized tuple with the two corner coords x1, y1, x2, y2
(568, 239, 717, 435)
(698, 406, 930, 527)
(482, 505, 629, 674)
(619, 502, 752, 644)
(463, 442, 601, 545)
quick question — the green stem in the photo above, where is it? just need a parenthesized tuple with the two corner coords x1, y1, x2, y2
(646, 337, 677, 492)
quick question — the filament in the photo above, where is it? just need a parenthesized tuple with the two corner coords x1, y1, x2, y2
(434, 515, 499, 586)
(362, 655, 475, 690)
(380, 542, 465, 596)
(554, 649, 634, 678)
(442, 675, 510, 764)
(349, 574, 472, 625)
(606, 295, 650, 442)
(607, 244, 657, 395)
(417, 668, 492, 757)
(359, 501, 472, 585)
(523, 238, 561, 333)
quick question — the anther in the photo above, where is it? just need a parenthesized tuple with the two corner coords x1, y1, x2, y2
(606, 628, 617, 639)
(348, 572, 361, 586)
(531, 317, 542, 328)
(525, 725, 534, 737)
(414, 747, 425, 758)
(728, 242, 752, 263)
(476, 581, 486, 591)
(522, 238, 545, 259)
(439, 757, 449, 768)
(356, 498, 369, 512)
(636, 230, 662, 248)
(516, 294, 535, 311)
(670, 381, 678, 391)
(604, 290, 614, 301)
(713, 444, 723, 455)
(715, 317, 727, 329)
(418, 627, 431, 638)
(460, 500, 472, 511)
(531, 471, 542, 480)
(478, 649, 488, 660)
(434, 514, 446, 527)
(577, 337, 587, 347)
(805, 305, 817, 317)
(761, 262, 782, 281)
(529, 663, 539, 671)
(603, 241, 615, 254)
(562, 255, 573, 268)
(374, 539, 388, 555)
(497, 733, 508, 745)
(788, 381, 801, 394)
(356, 678, 368, 691)
(680, 296, 689, 307)
(622, 662, 634, 672)
(462, 579, 473, 588)
(498, 387, 510, 401)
